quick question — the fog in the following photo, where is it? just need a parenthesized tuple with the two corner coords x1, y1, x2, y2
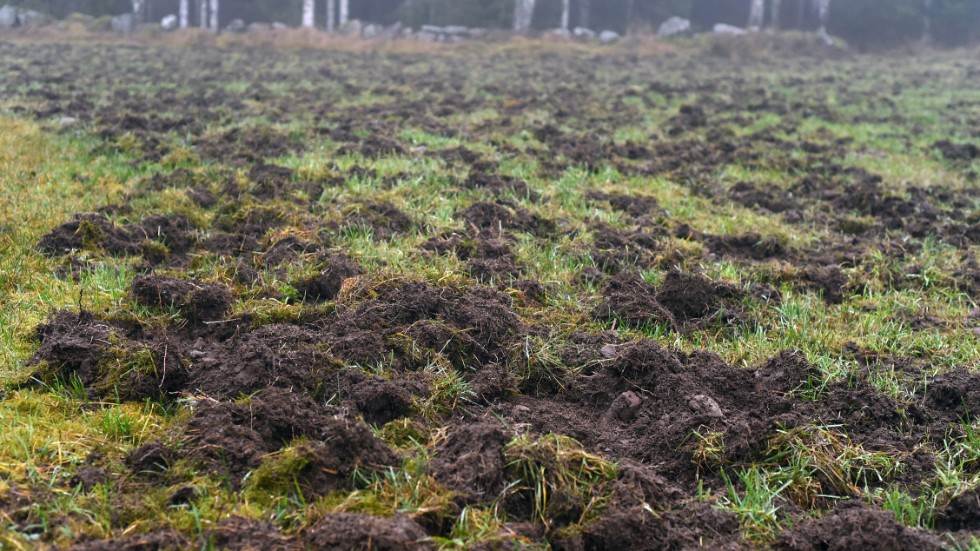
(4, 0, 978, 50)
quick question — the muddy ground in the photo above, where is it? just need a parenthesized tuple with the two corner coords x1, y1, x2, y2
(3, 39, 980, 549)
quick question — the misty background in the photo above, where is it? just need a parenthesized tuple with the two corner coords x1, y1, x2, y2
(3, 0, 979, 49)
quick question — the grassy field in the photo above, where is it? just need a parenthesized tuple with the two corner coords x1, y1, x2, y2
(2, 35, 980, 549)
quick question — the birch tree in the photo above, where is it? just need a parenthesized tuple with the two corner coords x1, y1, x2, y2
(816, 0, 830, 35)
(132, 0, 143, 22)
(748, 0, 765, 29)
(513, 0, 536, 33)
(303, 0, 315, 27)
(199, 0, 207, 29)
(339, 0, 349, 27)
(179, 0, 189, 28)
(560, 0, 570, 31)
(326, 0, 336, 31)
(209, 0, 219, 32)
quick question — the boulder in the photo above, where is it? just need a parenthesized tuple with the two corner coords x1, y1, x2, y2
(362, 23, 380, 39)
(657, 16, 690, 38)
(340, 19, 362, 36)
(598, 30, 620, 44)
(160, 14, 177, 31)
(271, 22, 288, 30)
(416, 30, 437, 43)
(379, 22, 402, 40)
(712, 23, 746, 35)
(16, 8, 41, 27)
(573, 27, 595, 39)
(0, 5, 17, 28)
(225, 19, 246, 33)
(110, 13, 135, 34)
(247, 22, 271, 32)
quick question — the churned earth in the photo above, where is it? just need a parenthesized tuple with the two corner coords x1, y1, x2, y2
(1, 35, 980, 549)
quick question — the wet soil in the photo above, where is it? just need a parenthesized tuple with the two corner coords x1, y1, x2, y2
(8, 42, 980, 550)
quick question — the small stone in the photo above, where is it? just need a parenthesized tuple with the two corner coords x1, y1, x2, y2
(688, 394, 724, 418)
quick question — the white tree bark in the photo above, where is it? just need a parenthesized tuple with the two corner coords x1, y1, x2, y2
(816, 0, 831, 34)
(179, 0, 189, 28)
(209, 0, 219, 32)
(326, 0, 336, 31)
(748, 0, 765, 29)
(560, 0, 570, 30)
(513, 0, 536, 32)
(339, 0, 350, 27)
(132, 0, 143, 22)
(303, 0, 315, 28)
(770, 0, 782, 29)
(199, 0, 207, 29)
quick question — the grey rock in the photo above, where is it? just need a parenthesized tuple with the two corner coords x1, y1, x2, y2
(572, 26, 595, 39)
(247, 22, 271, 32)
(362, 23, 380, 39)
(712, 23, 746, 35)
(416, 30, 437, 43)
(16, 8, 41, 27)
(598, 30, 620, 44)
(0, 5, 18, 28)
(657, 16, 690, 38)
(225, 19, 245, 33)
(687, 394, 724, 418)
(443, 25, 468, 36)
(110, 13, 135, 34)
(379, 21, 402, 40)
(271, 21, 288, 30)
(160, 14, 177, 31)
(340, 19, 362, 36)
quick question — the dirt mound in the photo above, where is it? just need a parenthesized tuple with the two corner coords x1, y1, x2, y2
(558, 502, 743, 551)
(458, 201, 554, 237)
(506, 342, 807, 485)
(291, 254, 364, 302)
(195, 126, 304, 163)
(586, 191, 661, 218)
(655, 270, 742, 325)
(131, 275, 233, 322)
(301, 513, 432, 550)
(774, 500, 943, 551)
(325, 279, 524, 370)
(205, 516, 293, 551)
(29, 310, 113, 388)
(935, 487, 980, 531)
(593, 272, 677, 330)
(705, 232, 787, 261)
(935, 140, 980, 162)
(427, 422, 509, 505)
(729, 181, 796, 214)
(464, 170, 537, 201)
(180, 388, 398, 487)
(70, 528, 189, 551)
(590, 225, 663, 272)
(467, 237, 522, 282)
(343, 202, 415, 239)
(186, 324, 333, 399)
(38, 213, 198, 265)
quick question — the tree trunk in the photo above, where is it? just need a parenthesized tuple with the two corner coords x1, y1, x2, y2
(199, 0, 207, 29)
(339, 0, 349, 27)
(209, 0, 218, 32)
(132, 0, 142, 22)
(179, 0, 189, 28)
(514, 0, 536, 32)
(770, 0, 781, 29)
(303, 0, 315, 27)
(625, 0, 635, 33)
(578, 0, 591, 29)
(560, 0, 570, 30)
(817, 0, 830, 34)
(748, 0, 765, 29)
(326, 0, 336, 31)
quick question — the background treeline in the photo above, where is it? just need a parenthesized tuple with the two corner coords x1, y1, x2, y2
(7, 0, 980, 49)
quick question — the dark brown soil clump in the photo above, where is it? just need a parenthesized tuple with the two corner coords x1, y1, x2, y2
(301, 513, 432, 550)
(774, 501, 943, 551)
(130, 275, 234, 322)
